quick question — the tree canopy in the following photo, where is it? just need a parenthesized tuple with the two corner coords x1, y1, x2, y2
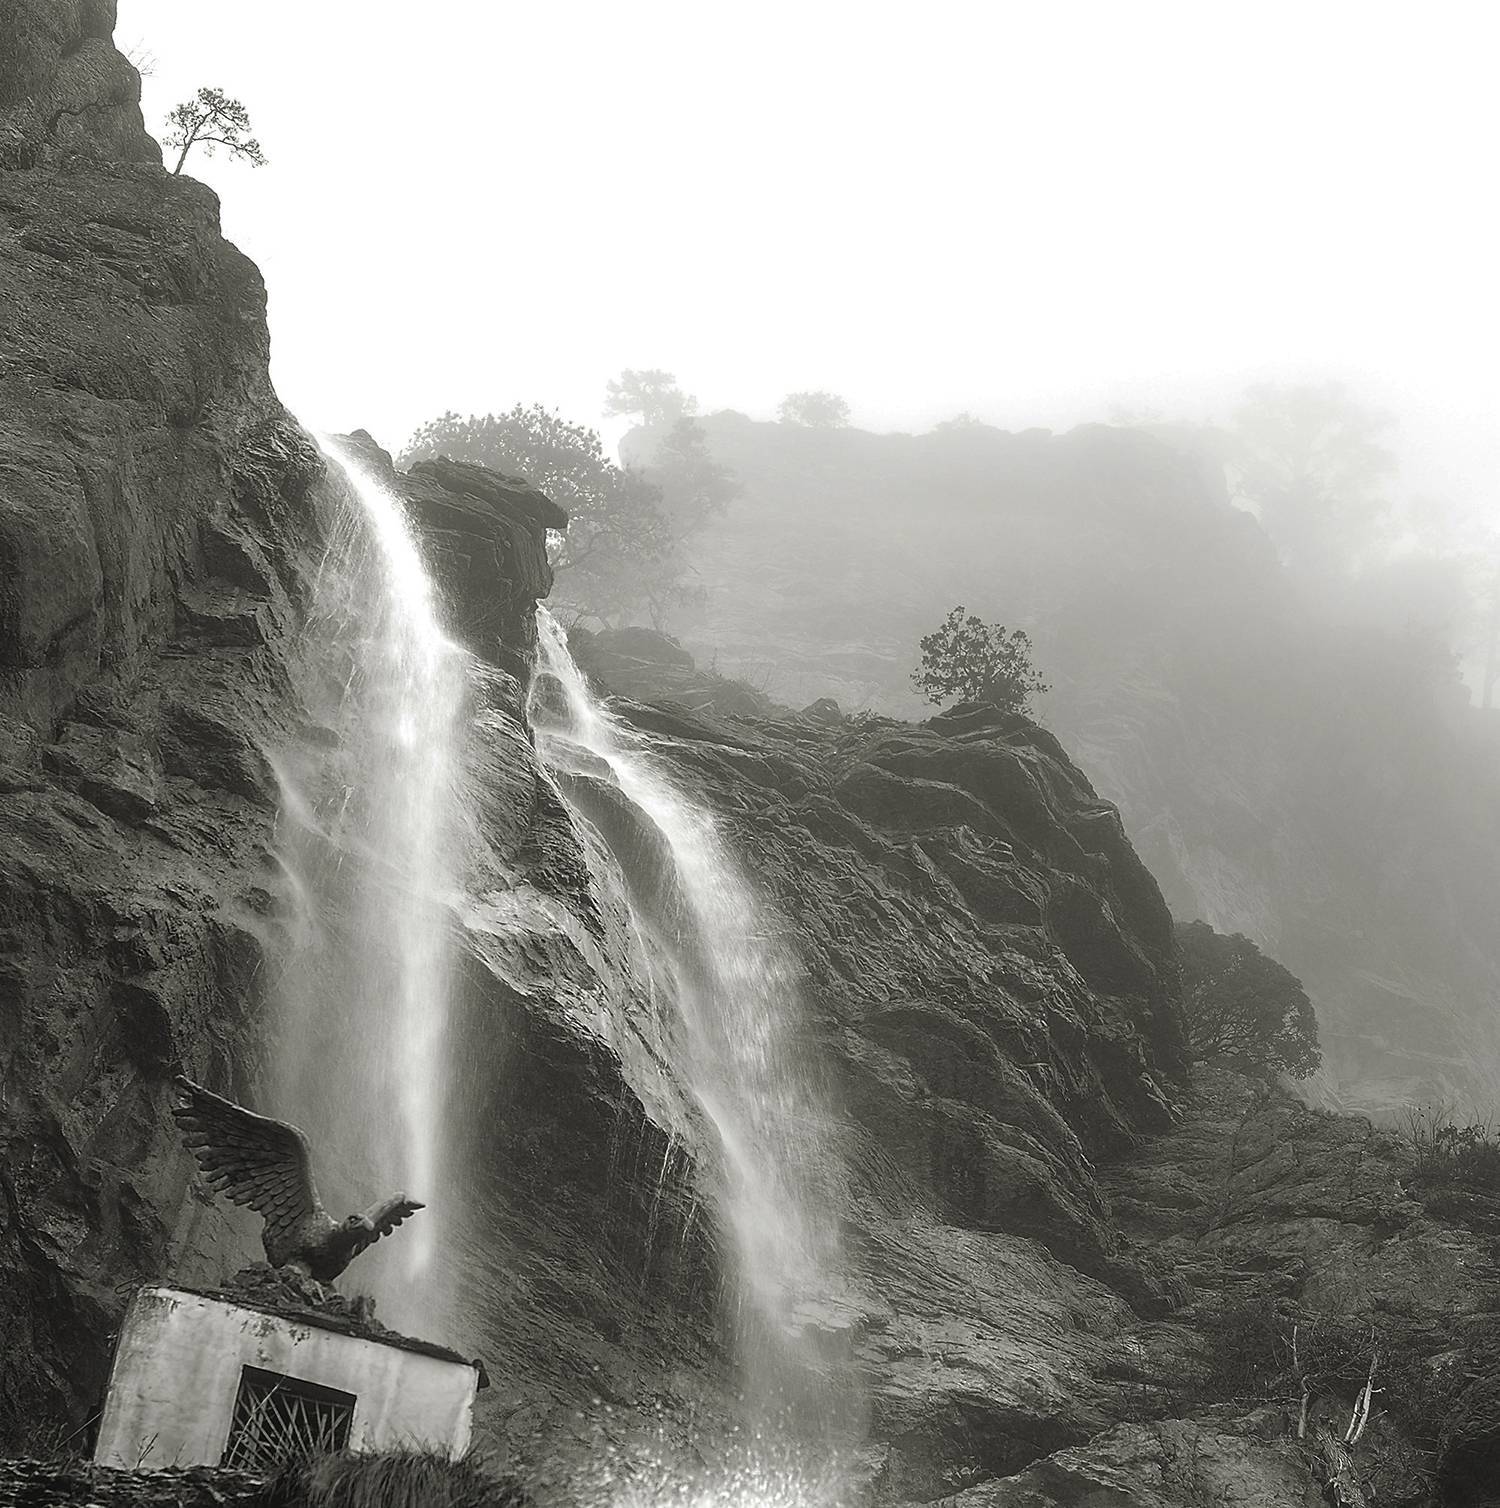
(400, 406, 671, 624)
(603, 370, 697, 428)
(645, 417, 741, 535)
(911, 607, 1049, 713)
(1176, 919, 1322, 1078)
(164, 87, 266, 176)
(778, 391, 851, 428)
(400, 406, 741, 630)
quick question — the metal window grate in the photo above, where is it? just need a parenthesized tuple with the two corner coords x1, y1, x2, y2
(221, 1364, 356, 1472)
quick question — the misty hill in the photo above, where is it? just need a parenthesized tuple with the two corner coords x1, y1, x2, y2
(624, 415, 1500, 1114)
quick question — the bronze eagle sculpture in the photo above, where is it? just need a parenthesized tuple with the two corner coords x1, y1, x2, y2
(171, 1076, 424, 1283)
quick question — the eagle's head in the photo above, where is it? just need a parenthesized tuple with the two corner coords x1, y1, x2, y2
(331, 1213, 376, 1259)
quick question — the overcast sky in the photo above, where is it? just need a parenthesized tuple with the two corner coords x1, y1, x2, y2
(122, 1, 1498, 512)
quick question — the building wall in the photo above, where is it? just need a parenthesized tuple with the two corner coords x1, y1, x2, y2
(94, 1288, 477, 1470)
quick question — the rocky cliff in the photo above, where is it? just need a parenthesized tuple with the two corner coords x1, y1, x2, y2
(0, 2, 629, 1450)
(565, 630, 1500, 1505)
(622, 415, 1500, 1117)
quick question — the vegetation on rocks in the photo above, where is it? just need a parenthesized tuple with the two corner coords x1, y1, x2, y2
(163, 86, 265, 175)
(1402, 1101, 1500, 1191)
(399, 405, 736, 627)
(1176, 919, 1322, 1078)
(910, 606, 1050, 712)
(0, 1451, 530, 1508)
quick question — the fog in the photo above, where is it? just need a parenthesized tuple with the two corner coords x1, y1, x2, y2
(118, 0, 1500, 1109)
(123, 2, 1499, 512)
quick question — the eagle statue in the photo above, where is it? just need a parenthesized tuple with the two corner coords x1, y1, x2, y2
(171, 1075, 424, 1283)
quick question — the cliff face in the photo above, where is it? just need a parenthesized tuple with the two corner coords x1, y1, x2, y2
(570, 632, 1500, 1504)
(1, 19, 316, 1433)
(0, 17, 1197, 1468)
(623, 415, 1500, 1116)
(0, 8, 598, 1444)
(0, 0, 158, 170)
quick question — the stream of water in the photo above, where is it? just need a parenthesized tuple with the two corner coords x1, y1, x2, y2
(530, 608, 848, 1429)
(266, 438, 468, 1338)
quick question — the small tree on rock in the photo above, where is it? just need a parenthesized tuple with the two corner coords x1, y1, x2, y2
(778, 391, 850, 428)
(1176, 919, 1321, 1078)
(911, 606, 1049, 712)
(165, 87, 266, 175)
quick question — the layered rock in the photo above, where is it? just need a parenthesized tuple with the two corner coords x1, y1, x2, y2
(0, 7, 646, 1449)
(621, 414, 1500, 1115)
(562, 633, 1192, 1493)
(7, 10, 1493, 1508)
(0, 0, 158, 169)
(567, 634, 1500, 1505)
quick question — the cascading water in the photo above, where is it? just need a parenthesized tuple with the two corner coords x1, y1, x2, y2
(530, 608, 851, 1444)
(266, 437, 469, 1339)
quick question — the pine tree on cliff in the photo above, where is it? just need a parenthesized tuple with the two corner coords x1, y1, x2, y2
(164, 87, 266, 175)
(911, 606, 1049, 713)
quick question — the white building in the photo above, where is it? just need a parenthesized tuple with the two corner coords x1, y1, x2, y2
(94, 1286, 481, 1472)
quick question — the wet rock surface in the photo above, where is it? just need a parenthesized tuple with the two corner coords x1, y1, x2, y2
(571, 643, 1500, 1505)
(0, 5, 648, 1453)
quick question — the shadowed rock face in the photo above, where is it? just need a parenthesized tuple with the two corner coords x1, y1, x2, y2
(0, 64, 331, 1433)
(0, 6, 689, 1448)
(567, 637, 1500, 1505)
(562, 634, 1195, 1491)
(0, 0, 159, 169)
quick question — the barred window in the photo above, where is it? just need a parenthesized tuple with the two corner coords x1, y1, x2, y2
(220, 1364, 355, 1471)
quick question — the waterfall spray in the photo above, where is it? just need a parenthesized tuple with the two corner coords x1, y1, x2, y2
(530, 608, 848, 1428)
(267, 437, 468, 1338)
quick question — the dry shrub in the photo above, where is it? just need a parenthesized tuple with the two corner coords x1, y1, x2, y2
(1401, 1102, 1500, 1190)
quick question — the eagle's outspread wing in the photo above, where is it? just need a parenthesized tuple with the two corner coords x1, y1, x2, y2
(356, 1194, 425, 1256)
(171, 1075, 320, 1264)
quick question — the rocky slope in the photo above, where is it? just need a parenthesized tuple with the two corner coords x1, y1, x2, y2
(571, 630, 1500, 1506)
(622, 415, 1500, 1116)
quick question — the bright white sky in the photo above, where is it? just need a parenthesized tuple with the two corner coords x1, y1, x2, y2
(121, 0, 1498, 513)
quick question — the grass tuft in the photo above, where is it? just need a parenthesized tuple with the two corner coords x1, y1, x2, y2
(261, 1449, 533, 1508)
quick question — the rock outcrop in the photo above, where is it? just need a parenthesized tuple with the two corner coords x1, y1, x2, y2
(0, 0, 158, 170)
(620, 414, 1500, 1115)
(0, 7, 602, 1449)
(567, 636, 1500, 1506)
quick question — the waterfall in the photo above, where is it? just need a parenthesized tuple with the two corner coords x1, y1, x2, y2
(266, 437, 469, 1339)
(530, 609, 847, 1428)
